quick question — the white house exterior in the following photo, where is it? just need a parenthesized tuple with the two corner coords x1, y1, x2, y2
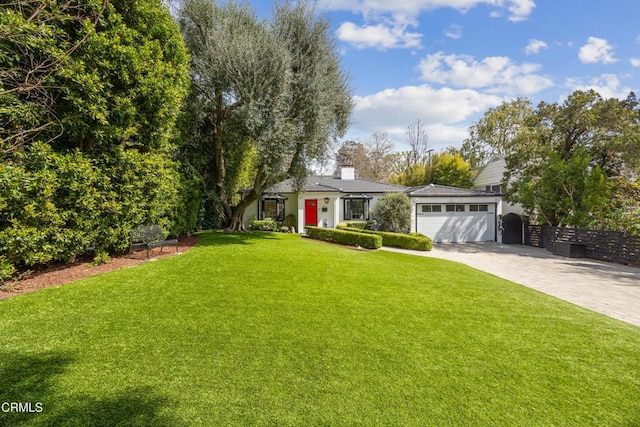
(244, 167, 505, 243)
(243, 167, 408, 233)
(408, 184, 503, 243)
(472, 155, 525, 216)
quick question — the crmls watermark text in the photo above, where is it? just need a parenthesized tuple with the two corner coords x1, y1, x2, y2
(1, 402, 43, 413)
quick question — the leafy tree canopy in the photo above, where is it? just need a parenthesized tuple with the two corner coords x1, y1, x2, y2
(179, 0, 352, 230)
(391, 152, 473, 188)
(465, 89, 640, 231)
(1, 0, 193, 280)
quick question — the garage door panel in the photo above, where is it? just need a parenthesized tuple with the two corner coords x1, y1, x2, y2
(417, 207, 495, 243)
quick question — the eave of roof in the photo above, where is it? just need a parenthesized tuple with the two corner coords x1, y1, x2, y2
(406, 183, 501, 197)
(267, 175, 408, 194)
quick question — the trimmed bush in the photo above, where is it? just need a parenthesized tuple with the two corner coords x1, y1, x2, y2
(306, 226, 382, 249)
(283, 214, 297, 231)
(250, 220, 280, 232)
(372, 192, 412, 233)
(341, 227, 433, 251)
(342, 221, 370, 229)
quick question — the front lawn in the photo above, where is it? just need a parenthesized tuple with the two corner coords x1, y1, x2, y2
(1, 232, 638, 426)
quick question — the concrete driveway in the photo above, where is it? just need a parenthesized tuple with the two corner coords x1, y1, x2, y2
(382, 243, 640, 328)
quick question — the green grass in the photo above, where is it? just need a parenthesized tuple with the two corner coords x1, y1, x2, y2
(1, 231, 639, 426)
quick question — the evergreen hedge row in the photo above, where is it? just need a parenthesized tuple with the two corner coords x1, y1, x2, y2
(305, 226, 382, 249)
(338, 226, 433, 251)
(0, 144, 200, 282)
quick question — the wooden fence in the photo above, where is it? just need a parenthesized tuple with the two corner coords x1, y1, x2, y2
(524, 225, 640, 265)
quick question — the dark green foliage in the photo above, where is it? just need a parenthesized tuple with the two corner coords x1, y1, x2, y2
(305, 226, 382, 249)
(0, 144, 187, 280)
(250, 220, 280, 232)
(283, 214, 297, 230)
(343, 221, 370, 229)
(470, 90, 640, 231)
(340, 227, 433, 251)
(0, 1, 191, 281)
(371, 193, 412, 233)
(0, 144, 101, 271)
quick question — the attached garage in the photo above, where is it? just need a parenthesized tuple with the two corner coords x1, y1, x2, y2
(408, 185, 502, 243)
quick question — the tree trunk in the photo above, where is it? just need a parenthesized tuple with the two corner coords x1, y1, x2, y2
(211, 96, 233, 224)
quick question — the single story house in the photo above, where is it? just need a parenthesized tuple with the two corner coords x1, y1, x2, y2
(244, 167, 504, 243)
(243, 167, 408, 233)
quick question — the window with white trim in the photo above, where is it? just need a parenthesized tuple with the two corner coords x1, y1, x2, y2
(344, 199, 369, 220)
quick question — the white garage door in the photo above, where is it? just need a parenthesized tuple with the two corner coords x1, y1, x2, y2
(416, 203, 496, 243)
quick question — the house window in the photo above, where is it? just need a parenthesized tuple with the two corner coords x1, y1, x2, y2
(261, 198, 285, 221)
(446, 204, 465, 212)
(421, 205, 442, 213)
(344, 198, 369, 220)
(469, 204, 489, 212)
(485, 185, 503, 193)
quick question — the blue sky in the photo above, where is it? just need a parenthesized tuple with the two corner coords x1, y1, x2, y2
(252, 1, 640, 152)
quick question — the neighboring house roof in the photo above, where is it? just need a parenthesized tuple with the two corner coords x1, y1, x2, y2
(406, 183, 501, 197)
(268, 175, 408, 194)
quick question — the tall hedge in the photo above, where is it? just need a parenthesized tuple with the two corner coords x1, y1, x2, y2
(0, 1, 193, 281)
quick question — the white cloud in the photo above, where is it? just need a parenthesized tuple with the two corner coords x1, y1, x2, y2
(320, 0, 536, 22)
(631, 58, 640, 67)
(349, 85, 503, 149)
(330, 1, 535, 49)
(566, 74, 632, 100)
(578, 37, 617, 64)
(444, 24, 463, 40)
(336, 20, 422, 50)
(417, 52, 554, 95)
(506, 0, 536, 22)
(525, 39, 548, 55)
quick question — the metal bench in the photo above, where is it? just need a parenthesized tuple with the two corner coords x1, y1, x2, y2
(129, 225, 179, 260)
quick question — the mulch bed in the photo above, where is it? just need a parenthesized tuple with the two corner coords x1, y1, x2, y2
(0, 236, 199, 301)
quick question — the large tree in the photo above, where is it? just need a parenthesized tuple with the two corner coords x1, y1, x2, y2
(1, 0, 191, 279)
(390, 152, 473, 188)
(497, 90, 640, 229)
(179, 0, 352, 230)
(1, 0, 189, 156)
(334, 133, 394, 181)
(460, 98, 533, 168)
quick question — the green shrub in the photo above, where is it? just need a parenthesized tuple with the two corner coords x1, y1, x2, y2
(283, 214, 297, 231)
(0, 143, 187, 281)
(343, 221, 369, 229)
(372, 193, 412, 233)
(250, 220, 280, 231)
(306, 226, 382, 249)
(0, 144, 102, 270)
(0, 256, 16, 283)
(341, 227, 433, 251)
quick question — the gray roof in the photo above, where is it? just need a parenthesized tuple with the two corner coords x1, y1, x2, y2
(406, 184, 501, 197)
(268, 175, 408, 194)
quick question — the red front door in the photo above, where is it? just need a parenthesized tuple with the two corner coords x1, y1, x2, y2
(305, 199, 318, 225)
